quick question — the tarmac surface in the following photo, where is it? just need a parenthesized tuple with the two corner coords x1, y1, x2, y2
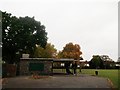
(2, 74, 112, 89)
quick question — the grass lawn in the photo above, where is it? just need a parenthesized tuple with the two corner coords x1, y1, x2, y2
(53, 69, 119, 88)
(80, 69, 119, 88)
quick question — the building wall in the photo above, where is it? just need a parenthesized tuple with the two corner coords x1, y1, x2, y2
(20, 59, 53, 75)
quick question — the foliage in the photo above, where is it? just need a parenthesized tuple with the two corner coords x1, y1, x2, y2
(57, 51, 63, 59)
(58, 42, 82, 60)
(89, 55, 116, 69)
(100, 55, 116, 69)
(2, 11, 48, 63)
(89, 55, 104, 69)
(33, 43, 57, 58)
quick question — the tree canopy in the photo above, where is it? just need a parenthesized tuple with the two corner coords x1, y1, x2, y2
(33, 43, 57, 58)
(2, 11, 48, 63)
(89, 55, 115, 69)
(117, 57, 120, 62)
(58, 42, 82, 60)
(89, 55, 105, 69)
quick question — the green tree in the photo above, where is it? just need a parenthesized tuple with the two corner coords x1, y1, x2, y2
(2, 11, 48, 63)
(57, 51, 63, 59)
(89, 55, 104, 69)
(34, 43, 57, 58)
(100, 55, 115, 69)
(118, 57, 120, 62)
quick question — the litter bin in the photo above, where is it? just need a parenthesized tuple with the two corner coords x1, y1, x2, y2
(95, 71, 98, 75)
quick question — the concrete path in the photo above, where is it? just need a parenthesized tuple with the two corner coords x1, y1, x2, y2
(2, 74, 112, 89)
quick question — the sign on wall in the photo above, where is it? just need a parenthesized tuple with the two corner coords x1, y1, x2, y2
(29, 63, 44, 71)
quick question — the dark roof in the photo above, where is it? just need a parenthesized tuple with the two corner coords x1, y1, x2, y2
(53, 59, 75, 62)
(20, 58, 53, 61)
(20, 58, 78, 62)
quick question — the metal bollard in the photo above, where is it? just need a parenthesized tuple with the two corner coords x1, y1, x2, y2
(95, 71, 98, 75)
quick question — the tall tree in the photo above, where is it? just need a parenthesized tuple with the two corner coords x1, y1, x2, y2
(34, 43, 57, 58)
(2, 11, 48, 63)
(100, 55, 115, 69)
(60, 42, 82, 60)
(118, 57, 120, 62)
(89, 55, 104, 69)
(58, 42, 82, 74)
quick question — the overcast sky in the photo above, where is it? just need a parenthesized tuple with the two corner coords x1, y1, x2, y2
(0, 0, 118, 61)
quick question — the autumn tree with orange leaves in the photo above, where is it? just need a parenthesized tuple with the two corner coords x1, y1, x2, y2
(58, 42, 82, 60)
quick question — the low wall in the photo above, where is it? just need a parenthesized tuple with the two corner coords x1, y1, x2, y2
(2, 64, 17, 77)
(20, 58, 53, 75)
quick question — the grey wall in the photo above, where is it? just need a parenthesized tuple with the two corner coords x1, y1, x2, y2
(20, 59, 53, 75)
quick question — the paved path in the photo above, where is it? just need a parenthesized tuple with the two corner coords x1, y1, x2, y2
(2, 74, 112, 89)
